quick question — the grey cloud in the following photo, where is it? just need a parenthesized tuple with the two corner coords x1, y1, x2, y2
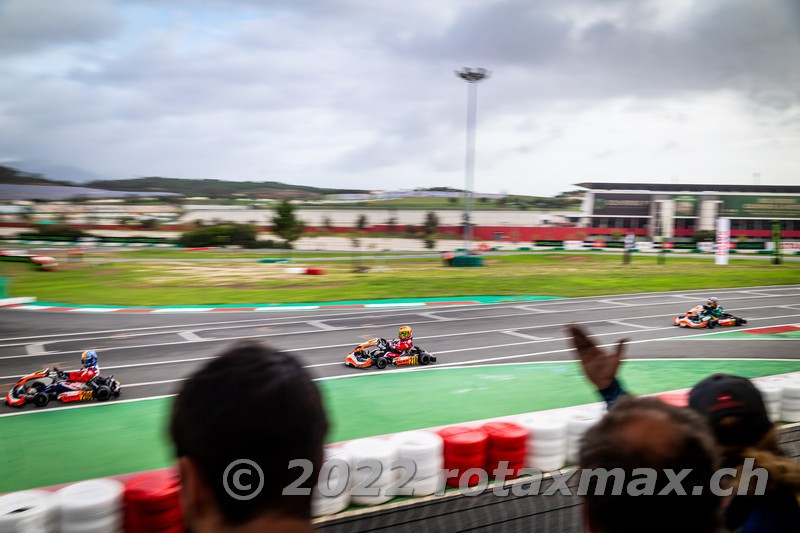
(0, 0, 121, 55)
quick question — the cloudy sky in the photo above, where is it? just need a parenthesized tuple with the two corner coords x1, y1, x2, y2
(1, 0, 799, 195)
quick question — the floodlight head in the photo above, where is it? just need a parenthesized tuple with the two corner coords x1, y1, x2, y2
(456, 67, 490, 83)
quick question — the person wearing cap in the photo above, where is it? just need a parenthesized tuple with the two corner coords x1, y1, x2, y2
(568, 324, 800, 533)
(690, 375, 800, 533)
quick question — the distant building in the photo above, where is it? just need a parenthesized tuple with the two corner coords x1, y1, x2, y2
(577, 183, 800, 240)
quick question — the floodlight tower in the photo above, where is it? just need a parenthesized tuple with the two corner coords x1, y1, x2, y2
(455, 67, 490, 252)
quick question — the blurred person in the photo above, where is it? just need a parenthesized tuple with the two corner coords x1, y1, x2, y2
(569, 325, 800, 532)
(58, 349, 99, 382)
(690, 375, 800, 532)
(386, 325, 414, 358)
(170, 341, 329, 533)
(703, 297, 724, 319)
(579, 396, 722, 533)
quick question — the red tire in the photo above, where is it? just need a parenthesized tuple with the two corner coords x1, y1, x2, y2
(438, 426, 488, 456)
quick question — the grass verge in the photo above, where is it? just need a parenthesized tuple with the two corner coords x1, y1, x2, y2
(1, 253, 798, 306)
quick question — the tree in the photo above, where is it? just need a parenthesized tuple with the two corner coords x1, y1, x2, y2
(271, 200, 305, 247)
(322, 216, 333, 232)
(177, 224, 257, 248)
(423, 211, 439, 250)
(140, 218, 161, 229)
(356, 214, 369, 232)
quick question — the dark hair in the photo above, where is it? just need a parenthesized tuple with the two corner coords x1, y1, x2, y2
(579, 397, 721, 533)
(169, 341, 328, 525)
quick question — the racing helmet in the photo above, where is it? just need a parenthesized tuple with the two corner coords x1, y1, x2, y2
(81, 350, 98, 368)
(707, 297, 718, 308)
(398, 325, 412, 340)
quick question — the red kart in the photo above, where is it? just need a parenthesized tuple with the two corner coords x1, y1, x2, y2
(673, 305, 747, 329)
(344, 338, 436, 369)
(5, 368, 121, 407)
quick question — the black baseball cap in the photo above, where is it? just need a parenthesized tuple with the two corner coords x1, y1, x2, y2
(688, 374, 772, 447)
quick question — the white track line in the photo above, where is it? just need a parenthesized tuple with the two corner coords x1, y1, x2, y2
(501, 331, 551, 341)
(177, 331, 203, 342)
(3, 285, 798, 344)
(2, 306, 799, 362)
(607, 320, 656, 330)
(0, 292, 791, 349)
(308, 321, 336, 331)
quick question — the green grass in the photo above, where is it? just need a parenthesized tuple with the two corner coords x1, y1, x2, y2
(1, 253, 797, 306)
(3, 360, 799, 492)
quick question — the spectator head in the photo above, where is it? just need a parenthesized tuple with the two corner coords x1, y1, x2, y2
(688, 374, 772, 448)
(579, 396, 721, 533)
(170, 341, 328, 532)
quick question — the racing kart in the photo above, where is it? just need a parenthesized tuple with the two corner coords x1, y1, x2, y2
(344, 338, 437, 369)
(673, 305, 747, 329)
(5, 368, 122, 408)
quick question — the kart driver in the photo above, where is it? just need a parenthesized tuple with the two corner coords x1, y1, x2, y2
(386, 326, 414, 358)
(59, 350, 99, 382)
(702, 297, 724, 319)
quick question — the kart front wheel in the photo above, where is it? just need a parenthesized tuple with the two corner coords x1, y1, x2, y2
(707, 320, 717, 329)
(95, 385, 112, 402)
(33, 393, 49, 408)
(419, 353, 431, 366)
(375, 357, 388, 370)
(738, 318, 747, 325)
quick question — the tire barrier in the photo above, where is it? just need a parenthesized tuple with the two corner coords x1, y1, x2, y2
(0, 250, 58, 271)
(517, 415, 568, 473)
(566, 413, 602, 464)
(757, 383, 783, 422)
(124, 471, 184, 533)
(312, 446, 353, 518)
(482, 422, 529, 478)
(780, 379, 800, 423)
(438, 426, 489, 487)
(387, 431, 444, 496)
(284, 267, 326, 275)
(56, 479, 125, 533)
(0, 490, 57, 532)
(342, 438, 400, 506)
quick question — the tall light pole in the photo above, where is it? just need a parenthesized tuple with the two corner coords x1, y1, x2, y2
(456, 67, 490, 253)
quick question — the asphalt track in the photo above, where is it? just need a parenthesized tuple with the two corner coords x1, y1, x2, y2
(2, 284, 800, 415)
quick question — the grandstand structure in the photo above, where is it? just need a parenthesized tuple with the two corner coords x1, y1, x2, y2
(576, 183, 800, 241)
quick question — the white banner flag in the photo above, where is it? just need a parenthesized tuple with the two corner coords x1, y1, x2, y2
(716, 218, 730, 265)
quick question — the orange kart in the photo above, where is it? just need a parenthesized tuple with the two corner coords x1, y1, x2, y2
(673, 305, 747, 329)
(344, 338, 436, 369)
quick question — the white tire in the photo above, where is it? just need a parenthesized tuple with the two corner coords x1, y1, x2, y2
(780, 398, 800, 411)
(516, 415, 567, 440)
(351, 463, 399, 488)
(527, 437, 566, 456)
(0, 490, 56, 532)
(780, 409, 800, 423)
(567, 414, 600, 436)
(62, 514, 122, 533)
(757, 385, 782, 403)
(526, 452, 567, 472)
(312, 490, 351, 517)
(403, 473, 441, 497)
(407, 455, 444, 480)
(566, 445, 580, 465)
(284, 267, 306, 274)
(780, 380, 800, 400)
(343, 438, 398, 467)
(769, 410, 781, 422)
(57, 479, 124, 525)
(350, 492, 394, 507)
(388, 431, 443, 462)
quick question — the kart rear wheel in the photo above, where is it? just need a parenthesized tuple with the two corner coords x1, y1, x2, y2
(419, 353, 431, 366)
(33, 393, 49, 408)
(375, 357, 388, 370)
(95, 385, 112, 402)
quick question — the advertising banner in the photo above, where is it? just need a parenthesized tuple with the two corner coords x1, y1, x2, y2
(672, 195, 699, 217)
(720, 196, 800, 218)
(564, 240, 584, 250)
(592, 194, 652, 216)
(716, 218, 730, 265)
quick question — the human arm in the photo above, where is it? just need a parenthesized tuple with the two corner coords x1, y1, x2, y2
(567, 324, 630, 407)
